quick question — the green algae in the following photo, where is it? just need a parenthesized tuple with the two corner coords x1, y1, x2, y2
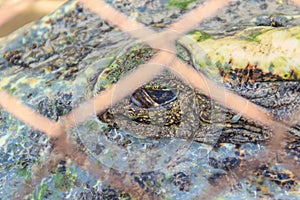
(166, 0, 197, 9)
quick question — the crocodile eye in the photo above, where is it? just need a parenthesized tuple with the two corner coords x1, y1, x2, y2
(131, 87, 178, 108)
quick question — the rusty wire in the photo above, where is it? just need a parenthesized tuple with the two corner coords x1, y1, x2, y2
(0, 0, 300, 199)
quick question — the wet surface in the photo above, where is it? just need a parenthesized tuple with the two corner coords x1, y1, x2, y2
(0, 0, 299, 199)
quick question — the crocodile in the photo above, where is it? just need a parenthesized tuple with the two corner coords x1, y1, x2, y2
(0, 0, 299, 199)
(96, 26, 300, 146)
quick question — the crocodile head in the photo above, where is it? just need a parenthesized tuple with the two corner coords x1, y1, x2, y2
(95, 26, 300, 147)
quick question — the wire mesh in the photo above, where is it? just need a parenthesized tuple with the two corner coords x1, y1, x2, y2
(0, 0, 299, 199)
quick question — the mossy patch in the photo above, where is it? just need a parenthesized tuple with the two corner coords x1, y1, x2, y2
(96, 45, 155, 91)
(239, 28, 272, 42)
(166, 0, 197, 9)
(243, 31, 263, 42)
(53, 167, 77, 191)
(189, 30, 213, 42)
(66, 35, 76, 44)
(16, 168, 31, 178)
(33, 181, 51, 200)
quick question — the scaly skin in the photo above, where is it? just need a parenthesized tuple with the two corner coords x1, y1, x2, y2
(0, 1, 299, 196)
(97, 27, 300, 146)
(95, 26, 300, 191)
